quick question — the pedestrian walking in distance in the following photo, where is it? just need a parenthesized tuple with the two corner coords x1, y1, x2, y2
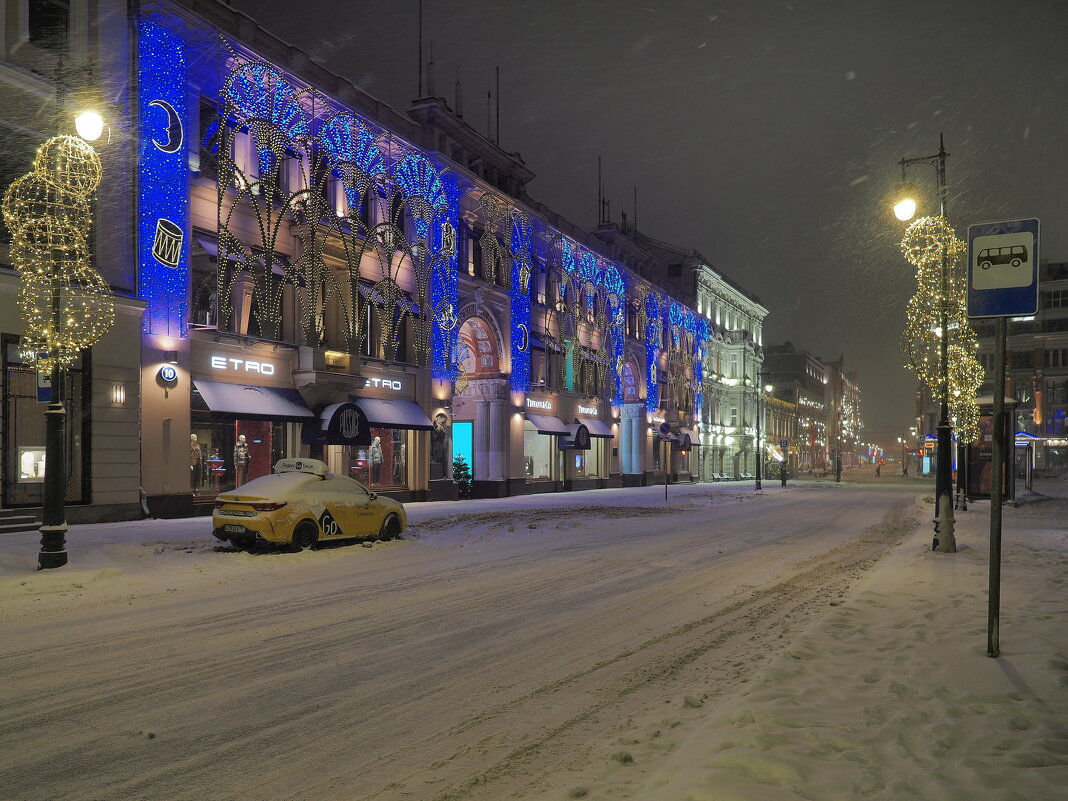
(902, 463, 909, 477)
(875, 463, 881, 478)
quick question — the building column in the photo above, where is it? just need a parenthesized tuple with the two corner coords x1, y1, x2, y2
(474, 399, 491, 481)
(488, 398, 504, 479)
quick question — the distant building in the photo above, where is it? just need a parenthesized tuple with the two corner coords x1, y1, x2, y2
(763, 343, 863, 471)
(973, 259, 1068, 476)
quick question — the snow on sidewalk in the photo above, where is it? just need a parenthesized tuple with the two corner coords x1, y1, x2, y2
(626, 494, 1068, 801)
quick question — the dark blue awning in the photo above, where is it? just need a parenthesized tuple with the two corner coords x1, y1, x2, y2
(192, 380, 313, 421)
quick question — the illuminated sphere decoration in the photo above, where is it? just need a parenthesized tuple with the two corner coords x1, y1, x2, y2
(899, 214, 983, 432)
(2, 134, 113, 373)
(33, 135, 103, 198)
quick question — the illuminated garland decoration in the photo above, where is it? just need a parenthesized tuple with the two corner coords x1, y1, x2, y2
(478, 193, 505, 284)
(900, 215, 983, 441)
(694, 316, 710, 422)
(208, 47, 461, 367)
(137, 19, 189, 336)
(216, 57, 312, 343)
(2, 135, 113, 371)
(394, 151, 453, 363)
(430, 175, 461, 380)
(509, 209, 533, 391)
(645, 291, 662, 413)
(603, 264, 626, 405)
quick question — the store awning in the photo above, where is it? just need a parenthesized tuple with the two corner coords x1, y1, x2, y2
(527, 413, 570, 435)
(579, 418, 614, 438)
(302, 401, 372, 446)
(349, 396, 433, 430)
(561, 423, 591, 450)
(192, 380, 314, 421)
(679, 428, 701, 448)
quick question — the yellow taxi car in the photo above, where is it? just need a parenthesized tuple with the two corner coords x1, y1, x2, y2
(212, 458, 406, 551)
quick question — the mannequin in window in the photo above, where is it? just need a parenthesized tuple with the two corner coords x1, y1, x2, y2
(369, 436, 383, 485)
(393, 441, 406, 484)
(190, 433, 204, 493)
(234, 434, 250, 487)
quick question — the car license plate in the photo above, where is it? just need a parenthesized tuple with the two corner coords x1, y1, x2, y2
(224, 524, 245, 534)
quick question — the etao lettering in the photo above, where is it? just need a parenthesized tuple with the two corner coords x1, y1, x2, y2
(210, 355, 275, 375)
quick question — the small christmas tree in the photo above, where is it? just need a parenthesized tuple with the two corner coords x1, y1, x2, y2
(452, 454, 472, 499)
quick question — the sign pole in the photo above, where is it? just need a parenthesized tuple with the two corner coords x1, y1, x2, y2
(968, 217, 1039, 658)
(987, 316, 1007, 657)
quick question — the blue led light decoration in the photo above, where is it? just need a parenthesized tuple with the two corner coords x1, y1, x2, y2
(603, 264, 626, 405)
(694, 316, 710, 422)
(509, 210, 533, 392)
(430, 175, 461, 380)
(216, 59, 311, 342)
(644, 291, 663, 413)
(394, 151, 455, 365)
(137, 19, 190, 336)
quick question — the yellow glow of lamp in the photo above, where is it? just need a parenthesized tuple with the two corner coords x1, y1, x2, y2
(74, 110, 104, 142)
(893, 195, 917, 222)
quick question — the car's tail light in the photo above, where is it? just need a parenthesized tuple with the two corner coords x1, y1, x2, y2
(249, 501, 287, 512)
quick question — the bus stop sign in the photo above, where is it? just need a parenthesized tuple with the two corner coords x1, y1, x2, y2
(967, 218, 1040, 318)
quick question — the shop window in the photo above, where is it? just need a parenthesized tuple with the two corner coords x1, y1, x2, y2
(3, 337, 88, 506)
(523, 421, 553, 480)
(190, 419, 285, 498)
(574, 440, 604, 478)
(677, 447, 690, 474)
(345, 428, 408, 489)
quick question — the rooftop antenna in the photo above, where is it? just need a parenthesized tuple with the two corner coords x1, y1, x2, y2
(455, 67, 463, 118)
(417, 0, 423, 96)
(495, 65, 500, 149)
(633, 186, 638, 235)
(486, 83, 493, 143)
(426, 40, 435, 97)
(598, 156, 603, 223)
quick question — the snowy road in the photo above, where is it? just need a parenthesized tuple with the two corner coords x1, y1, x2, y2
(0, 481, 921, 801)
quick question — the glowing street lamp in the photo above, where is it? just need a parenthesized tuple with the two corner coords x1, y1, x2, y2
(893, 194, 917, 222)
(894, 135, 956, 552)
(74, 109, 105, 142)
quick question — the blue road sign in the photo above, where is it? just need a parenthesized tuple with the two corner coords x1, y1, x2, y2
(780, 439, 788, 449)
(36, 370, 51, 403)
(967, 218, 1040, 318)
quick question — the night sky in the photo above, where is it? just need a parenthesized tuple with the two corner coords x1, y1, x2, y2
(232, 0, 1068, 450)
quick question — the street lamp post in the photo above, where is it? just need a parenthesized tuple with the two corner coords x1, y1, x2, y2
(894, 135, 956, 552)
(755, 377, 771, 491)
(2, 112, 109, 570)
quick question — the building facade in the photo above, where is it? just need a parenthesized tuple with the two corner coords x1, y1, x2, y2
(2, 0, 772, 524)
(974, 260, 1068, 476)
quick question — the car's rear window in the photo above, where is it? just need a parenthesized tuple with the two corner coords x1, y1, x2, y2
(238, 472, 319, 494)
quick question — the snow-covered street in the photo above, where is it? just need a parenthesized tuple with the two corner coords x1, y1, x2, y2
(1, 477, 1065, 800)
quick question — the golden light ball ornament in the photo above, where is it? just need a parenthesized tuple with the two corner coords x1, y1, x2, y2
(33, 134, 102, 198)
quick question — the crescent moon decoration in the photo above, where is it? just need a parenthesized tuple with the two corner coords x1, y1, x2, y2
(517, 323, 529, 352)
(150, 99, 184, 154)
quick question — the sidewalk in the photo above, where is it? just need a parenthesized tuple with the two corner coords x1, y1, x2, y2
(628, 487, 1068, 800)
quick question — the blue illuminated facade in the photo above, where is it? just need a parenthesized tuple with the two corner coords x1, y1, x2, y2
(136, 19, 189, 336)
(125, 3, 769, 511)
(509, 213, 533, 392)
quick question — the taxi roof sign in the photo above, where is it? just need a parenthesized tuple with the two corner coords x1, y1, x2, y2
(274, 458, 328, 476)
